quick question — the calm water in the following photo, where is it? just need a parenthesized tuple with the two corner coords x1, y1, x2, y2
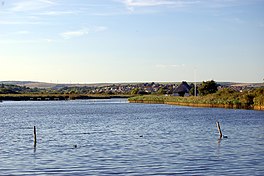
(0, 99, 263, 175)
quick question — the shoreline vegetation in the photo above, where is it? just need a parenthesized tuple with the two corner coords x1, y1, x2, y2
(1, 90, 263, 111)
(0, 81, 263, 111)
(0, 94, 131, 101)
(128, 88, 264, 111)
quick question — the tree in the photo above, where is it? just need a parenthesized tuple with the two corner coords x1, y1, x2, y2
(130, 88, 139, 95)
(198, 80, 218, 96)
(157, 87, 166, 95)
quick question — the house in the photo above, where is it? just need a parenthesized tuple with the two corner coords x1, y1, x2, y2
(173, 81, 191, 97)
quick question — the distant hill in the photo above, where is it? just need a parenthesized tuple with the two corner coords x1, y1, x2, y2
(229, 83, 264, 87)
(1, 81, 263, 89)
(0, 81, 116, 89)
(218, 82, 264, 87)
(0, 81, 57, 89)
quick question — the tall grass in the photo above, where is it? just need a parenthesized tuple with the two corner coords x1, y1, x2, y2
(129, 88, 264, 110)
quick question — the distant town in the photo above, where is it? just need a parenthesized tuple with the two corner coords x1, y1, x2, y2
(0, 81, 263, 96)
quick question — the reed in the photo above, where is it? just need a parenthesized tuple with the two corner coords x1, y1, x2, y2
(128, 88, 264, 110)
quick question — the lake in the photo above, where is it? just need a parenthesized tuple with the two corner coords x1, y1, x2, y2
(0, 99, 263, 175)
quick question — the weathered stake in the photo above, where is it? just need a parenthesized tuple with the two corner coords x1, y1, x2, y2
(216, 121, 222, 139)
(34, 126, 37, 147)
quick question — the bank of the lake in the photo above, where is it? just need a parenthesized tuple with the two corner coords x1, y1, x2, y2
(128, 93, 264, 111)
(0, 94, 131, 101)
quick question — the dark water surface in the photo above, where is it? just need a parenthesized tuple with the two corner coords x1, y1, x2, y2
(0, 99, 263, 175)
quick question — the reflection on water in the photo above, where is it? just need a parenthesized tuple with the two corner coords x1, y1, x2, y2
(0, 99, 263, 175)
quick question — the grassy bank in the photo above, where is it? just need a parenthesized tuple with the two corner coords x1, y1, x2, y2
(0, 94, 131, 101)
(128, 88, 264, 110)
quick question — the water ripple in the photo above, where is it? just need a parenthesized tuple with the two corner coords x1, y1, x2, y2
(0, 100, 264, 175)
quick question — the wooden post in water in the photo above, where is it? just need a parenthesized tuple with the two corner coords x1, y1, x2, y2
(33, 126, 37, 147)
(216, 121, 222, 139)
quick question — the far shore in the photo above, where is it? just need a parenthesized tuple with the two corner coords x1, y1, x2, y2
(129, 100, 264, 111)
(1, 93, 263, 111)
(0, 94, 131, 101)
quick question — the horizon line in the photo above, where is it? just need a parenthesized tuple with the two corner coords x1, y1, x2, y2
(1, 80, 263, 85)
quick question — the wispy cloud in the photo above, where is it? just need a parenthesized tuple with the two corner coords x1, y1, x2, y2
(156, 64, 185, 68)
(39, 11, 75, 16)
(11, 0, 56, 12)
(60, 26, 107, 39)
(120, 0, 263, 12)
(60, 28, 89, 39)
(122, 0, 178, 7)
(119, 0, 202, 13)
(43, 38, 55, 43)
(93, 26, 108, 32)
(15, 31, 30, 35)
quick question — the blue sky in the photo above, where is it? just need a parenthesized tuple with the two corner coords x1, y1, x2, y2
(0, 0, 263, 83)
